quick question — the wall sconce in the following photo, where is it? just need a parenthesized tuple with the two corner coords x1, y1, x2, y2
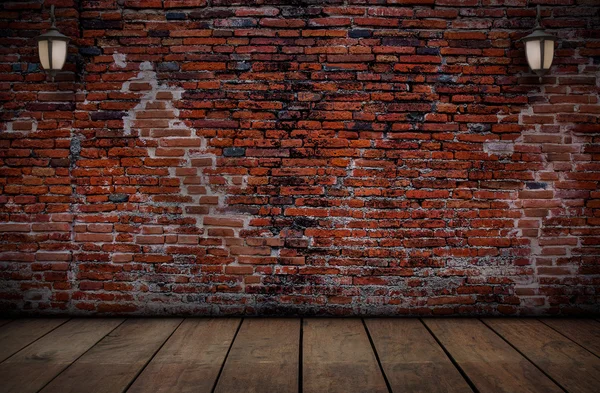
(37, 5, 70, 81)
(522, 5, 557, 81)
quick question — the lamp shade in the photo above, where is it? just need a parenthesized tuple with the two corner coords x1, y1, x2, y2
(37, 28, 69, 73)
(522, 24, 556, 77)
(36, 6, 70, 78)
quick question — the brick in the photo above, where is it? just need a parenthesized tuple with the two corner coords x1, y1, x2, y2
(125, 0, 161, 8)
(225, 266, 253, 275)
(36, 252, 72, 261)
(0, 223, 30, 232)
(32, 223, 70, 232)
(164, 0, 207, 8)
(136, 235, 164, 244)
(203, 217, 244, 227)
(259, 18, 305, 28)
(230, 246, 270, 256)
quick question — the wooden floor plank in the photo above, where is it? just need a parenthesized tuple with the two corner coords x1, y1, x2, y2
(303, 318, 388, 393)
(424, 319, 563, 393)
(0, 318, 123, 393)
(0, 318, 68, 362)
(540, 318, 600, 358)
(127, 318, 240, 393)
(484, 318, 600, 393)
(366, 318, 472, 393)
(40, 318, 182, 393)
(214, 318, 299, 393)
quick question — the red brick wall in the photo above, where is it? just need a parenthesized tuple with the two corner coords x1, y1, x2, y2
(1, 0, 599, 316)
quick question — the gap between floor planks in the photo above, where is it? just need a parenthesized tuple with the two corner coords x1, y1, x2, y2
(0, 317, 598, 393)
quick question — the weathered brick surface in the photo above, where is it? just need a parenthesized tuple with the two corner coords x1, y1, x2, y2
(0, 0, 599, 316)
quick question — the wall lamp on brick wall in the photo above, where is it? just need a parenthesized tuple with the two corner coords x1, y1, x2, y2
(522, 5, 557, 81)
(37, 5, 70, 81)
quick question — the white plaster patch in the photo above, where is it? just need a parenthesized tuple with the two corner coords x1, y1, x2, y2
(118, 61, 252, 237)
(113, 52, 127, 68)
(140, 61, 153, 71)
(121, 62, 183, 135)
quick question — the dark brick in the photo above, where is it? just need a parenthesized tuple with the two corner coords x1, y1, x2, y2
(108, 193, 129, 203)
(348, 29, 372, 38)
(223, 147, 245, 157)
(149, 30, 170, 37)
(526, 182, 548, 190)
(80, 20, 123, 29)
(79, 47, 102, 56)
(417, 47, 440, 56)
(382, 37, 421, 46)
(90, 111, 126, 121)
(157, 62, 180, 72)
(166, 12, 187, 20)
(189, 9, 234, 19)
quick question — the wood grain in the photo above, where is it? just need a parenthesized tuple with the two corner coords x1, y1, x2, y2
(484, 318, 600, 393)
(366, 318, 472, 393)
(303, 318, 388, 393)
(214, 318, 299, 393)
(424, 319, 562, 393)
(540, 318, 600, 357)
(40, 318, 182, 393)
(0, 318, 123, 393)
(128, 318, 240, 393)
(0, 318, 67, 362)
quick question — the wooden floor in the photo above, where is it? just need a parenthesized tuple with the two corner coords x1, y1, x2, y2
(0, 318, 599, 393)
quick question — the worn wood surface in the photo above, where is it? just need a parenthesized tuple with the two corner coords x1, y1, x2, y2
(40, 318, 182, 393)
(366, 318, 473, 393)
(0, 318, 67, 362)
(540, 318, 600, 358)
(214, 318, 299, 393)
(128, 318, 240, 393)
(484, 318, 600, 393)
(0, 318, 123, 393)
(1, 317, 598, 393)
(303, 318, 388, 393)
(424, 319, 563, 393)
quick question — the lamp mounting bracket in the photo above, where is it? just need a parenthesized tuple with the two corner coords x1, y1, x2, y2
(50, 4, 56, 28)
